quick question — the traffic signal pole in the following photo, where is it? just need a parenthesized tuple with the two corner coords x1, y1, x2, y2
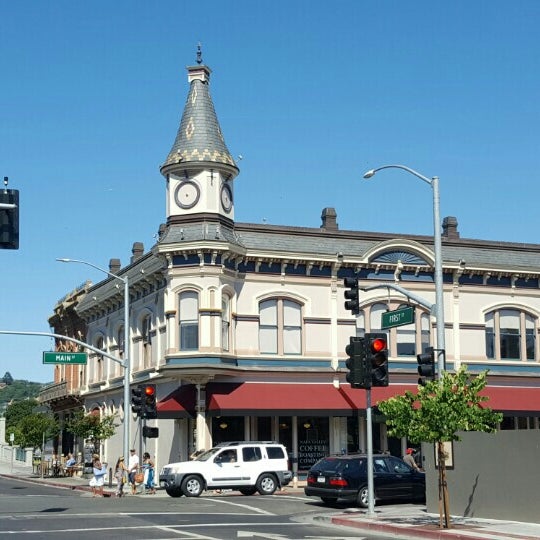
(366, 388, 375, 516)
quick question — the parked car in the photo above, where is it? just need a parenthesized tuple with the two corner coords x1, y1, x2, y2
(159, 441, 292, 497)
(304, 453, 425, 507)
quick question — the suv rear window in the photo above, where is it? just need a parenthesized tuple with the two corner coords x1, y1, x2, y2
(311, 457, 365, 473)
(266, 446, 286, 460)
(242, 446, 262, 462)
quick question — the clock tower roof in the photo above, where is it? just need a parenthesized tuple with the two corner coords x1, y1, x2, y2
(161, 50, 238, 178)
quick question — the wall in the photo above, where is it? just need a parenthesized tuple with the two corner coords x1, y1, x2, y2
(423, 430, 540, 523)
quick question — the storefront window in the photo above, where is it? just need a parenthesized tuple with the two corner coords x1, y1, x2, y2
(297, 416, 329, 470)
(211, 416, 244, 444)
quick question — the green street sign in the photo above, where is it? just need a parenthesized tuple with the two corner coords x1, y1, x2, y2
(43, 352, 87, 365)
(381, 306, 415, 329)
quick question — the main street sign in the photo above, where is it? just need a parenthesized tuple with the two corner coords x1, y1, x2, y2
(381, 306, 415, 329)
(42, 352, 87, 365)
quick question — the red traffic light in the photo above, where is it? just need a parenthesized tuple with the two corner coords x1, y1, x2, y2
(144, 385, 156, 397)
(370, 337, 387, 353)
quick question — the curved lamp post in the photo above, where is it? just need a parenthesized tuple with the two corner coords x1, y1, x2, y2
(57, 258, 130, 462)
(363, 165, 445, 375)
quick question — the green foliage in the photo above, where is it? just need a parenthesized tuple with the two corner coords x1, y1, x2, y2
(65, 410, 118, 451)
(378, 366, 503, 444)
(15, 413, 59, 450)
(5, 399, 39, 430)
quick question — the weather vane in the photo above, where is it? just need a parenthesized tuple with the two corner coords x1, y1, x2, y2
(196, 42, 202, 65)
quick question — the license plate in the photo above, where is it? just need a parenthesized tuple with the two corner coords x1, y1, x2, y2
(317, 476, 325, 483)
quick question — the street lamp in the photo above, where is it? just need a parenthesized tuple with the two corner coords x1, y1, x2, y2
(57, 258, 131, 461)
(363, 165, 445, 376)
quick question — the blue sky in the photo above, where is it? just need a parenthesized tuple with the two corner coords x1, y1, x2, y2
(1, 0, 540, 382)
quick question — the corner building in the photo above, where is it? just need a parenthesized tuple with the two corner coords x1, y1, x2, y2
(44, 56, 540, 480)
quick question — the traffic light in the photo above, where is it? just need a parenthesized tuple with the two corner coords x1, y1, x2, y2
(142, 384, 157, 419)
(366, 333, 389, 387)
(131, 385, 143, 417)
(345, 336, 369, 388)
(142, 426, 159, 438)
(0, 186, 19, 250)
(343, 277, 360, 315)
(417, 347, 436, 385)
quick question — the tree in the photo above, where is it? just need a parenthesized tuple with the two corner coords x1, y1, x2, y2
(5, 399, 39, 429)
(377, 366, 502, 529)
(15, 413, 59, 450)
(2, 372, 14, 385)
(65, 410, 118, 454)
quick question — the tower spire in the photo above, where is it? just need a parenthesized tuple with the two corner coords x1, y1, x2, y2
(160, 57, 238, 178)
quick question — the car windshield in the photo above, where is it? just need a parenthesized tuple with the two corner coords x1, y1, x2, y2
(193, 448, 221, 462)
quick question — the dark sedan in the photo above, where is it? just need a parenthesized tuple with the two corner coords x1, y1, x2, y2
(304, 453, 425, 508)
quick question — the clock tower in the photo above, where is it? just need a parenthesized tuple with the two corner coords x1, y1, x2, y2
(160, 49, 239, 224)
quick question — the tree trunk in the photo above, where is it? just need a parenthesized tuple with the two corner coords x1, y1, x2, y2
(437, 441, 451, 529)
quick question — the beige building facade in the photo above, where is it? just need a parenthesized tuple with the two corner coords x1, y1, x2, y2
(43, 55, 540, 478)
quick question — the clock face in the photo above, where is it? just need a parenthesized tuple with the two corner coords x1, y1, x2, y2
(220, 183, 233, 213)
(174, 180, 200, 209)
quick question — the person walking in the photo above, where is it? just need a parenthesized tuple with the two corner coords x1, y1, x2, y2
(128, 448, 140, 495)
(91, 454, 107, 497)
(114, 456, 128, 497)
(142, 452, 156, 494)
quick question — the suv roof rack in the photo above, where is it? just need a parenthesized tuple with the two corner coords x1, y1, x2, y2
(215, 441, 279, 447)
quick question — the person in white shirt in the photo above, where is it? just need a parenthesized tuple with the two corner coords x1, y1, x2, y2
(128, 449, 139, 494)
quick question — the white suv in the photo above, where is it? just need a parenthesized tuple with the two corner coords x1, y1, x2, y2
(159, 441, 292, 497)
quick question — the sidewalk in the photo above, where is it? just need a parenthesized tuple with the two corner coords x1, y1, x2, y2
(1, 459, 539, 539)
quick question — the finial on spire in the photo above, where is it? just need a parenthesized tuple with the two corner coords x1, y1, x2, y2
(196, 43, 202, 65)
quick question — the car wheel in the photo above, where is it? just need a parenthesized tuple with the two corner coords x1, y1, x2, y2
(181, 475, 203, 497)
(357, 485, 370, 508)
(239, 487, 258, 496)
(321, 497, 338, 505)
(165, 487, 183, 498)
(256, 473, 277, 495)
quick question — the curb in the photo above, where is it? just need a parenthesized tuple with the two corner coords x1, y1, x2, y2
(330, 515, 505, 540)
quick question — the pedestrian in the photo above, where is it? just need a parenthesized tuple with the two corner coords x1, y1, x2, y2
(91, 454, 107, 497)
(142, 452, 156, 494)
(403, 448, 421, 471)
(114, 456, 128, 497)
(65, 453, 77, 476)
(128, 448, 140, 495)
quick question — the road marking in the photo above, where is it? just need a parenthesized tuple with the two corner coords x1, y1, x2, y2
(202, 497, 275, 515)
(0, 522, 300, 535)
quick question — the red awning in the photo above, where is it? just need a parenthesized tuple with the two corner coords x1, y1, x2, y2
(481, 386, 540, 414)
(157, 385, 196, 419)
(157, 382, 540, 419)
(206, 382, 417, 416)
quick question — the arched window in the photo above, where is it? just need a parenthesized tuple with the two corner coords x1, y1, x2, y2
(179, 291, 199, 351)
(396, 304, 415, 356)
(222, 295, 231, 352)
(95, 336, 105, 381)
(142, 314, 152, 369)
(117, 326, 125, 359)
(259, 298, 302, 355)
(485, 308, 536, 361)
(358, 303, 430, 358)
(370, 303, 390, 348)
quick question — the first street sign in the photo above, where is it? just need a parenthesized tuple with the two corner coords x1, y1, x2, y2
(381, 306, 415, 329)
(43, 352, 87, 365)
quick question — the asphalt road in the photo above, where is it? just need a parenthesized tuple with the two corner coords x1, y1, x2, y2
(0, 476, 394, 539)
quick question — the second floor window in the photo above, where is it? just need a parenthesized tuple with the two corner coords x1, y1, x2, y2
(142, 314, 152, 369)
(222, 296, 230, 352)
(179, 291, 199, 351)
(259, 298, 302, 355)
(486, 309, 535, 361)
